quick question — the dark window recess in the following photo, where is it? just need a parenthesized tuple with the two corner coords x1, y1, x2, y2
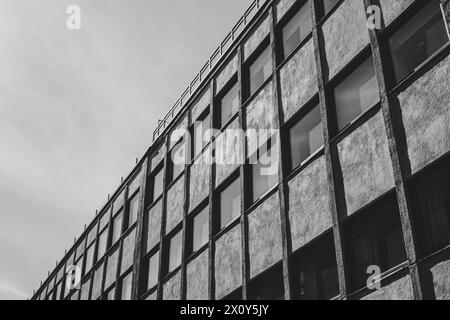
(219, 177, 241, 230)
(150, 168, 164, 203)
(250, 140, 278, 203)
(344, 197, 407, 291)
(193, 111, 211, 158)
(120, 273, 133, 300)
(147, 252, 159, 291)
(191, 206, 209, 253)
(247, 46, 272, 99)
(222, 288, 242, 300)
(388, 0, 449, 85)
(128, 193, 140, 227)
(168, 139, 186, 184)
(111, 213, 123, 245)
(249, 266, 285, 300)
(281, 1, 312, 58)
(97, 228, 108, 260)
(333, 56, 379, 132)
(412, 164, 450, 256)
(218, 83, 239, 128)
(167, 231, 182, 273)
(318, 0, 340, 19)
(293, 236, 339, 300)
(289, 104, 323, 170)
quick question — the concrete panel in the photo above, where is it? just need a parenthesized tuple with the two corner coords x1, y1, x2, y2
(338, 111, 395, 216)
(91, 264, 104, 299)
(276, 0, 296, 22)
(444, 0, 450, 28)
(147, 200, 162, 252)
(99, 209, 110, 231)
(248, 192, 282, 279)
(169, 114, 189, 149)
(322, 0, 370, 80)
(121, 229, 136, 273)
(80, 279, 91, 300)
(215, 118, 242, 187)
(186, 250, 209, 300)
(146, 291, 157, 300)
(128, 170, 142, 196)
(166, 175, 185, 234)
(189, 151, 211, 212)
(379, 0, 415, 26)
(398, 54, 450, 174)
(288, 156, 332, 251)
(215, 225, 242, 299)
(360, 275, 414, 300)
(244, 14, 271, 61)
(113, 189, 125, 214)
(163, 271, 181, 300)
(246, 82, 277, 156)
(216, 54, 238, 94)
(191, 87, 211, 122)
(105, 249, 119, 288)
(421, 250, 450, 300)
(280, 39, 317, 122)
(151, 144, 165, 171)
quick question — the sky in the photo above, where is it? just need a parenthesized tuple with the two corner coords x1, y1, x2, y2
(0, 0, 253, 300)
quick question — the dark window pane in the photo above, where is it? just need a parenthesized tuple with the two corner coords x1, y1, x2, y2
(282, 3, 311, 58)
(220, 83, 239, 127)
(194, 113, 211, 157)
(250, 267, 284, 300)
(55, 282, 63, 301)
(128, 193, 140, 226)
(97, 229, 108, 260)
(334, 57, 379, 131)
(192, 206, 209, 252)
(388, 0, 448, 84)
(414, 165, 450, 255)
(220, 178, 241, 229)
(319, 0, 340, 18)
(120, 273, 133, 300)
(249, 46, 272, 97)
(148, 252, 159, 290)
(168, 231, 182, 273)
(289, 105, 323, 169)
(169, 140, 185, 183)
(85, 244, 95, 273)
(112, 213, 123, 244)
(251, 142, 278, 203)
(152, 168, 164, 202)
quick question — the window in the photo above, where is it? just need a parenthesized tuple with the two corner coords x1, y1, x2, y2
(191, 206, 209, 253)
(249, 266, 284, 300)
(75, 255, 84, 277)
(167, 231, 182, 273)
(281, 2, 312, 58)
(412, 164, 450, 256)
(333, 56, 379, 131)
(219, 178, 241, 229)
(120, 273, 133, 300)
(151, 168, 164, 203)
(128, 193, 140, 227)
(247, 46, 272, 98)
(193, 111, 211, 158)
(388, 0, 448, 85)
(318, 0, 340, 18)
(289, 104, 323, 170)
(97, 228, 108, 260)
(85, 244, 95, 273)
(250, 141, 279, 203)
(344, 197, 407, 291)
(112, 213, 123, 245)
(293, 236, 339, 300)
(219, 83, 239, 127)
(168, 140, 185, 184)
(55, 281, 63, 301)
(147, 252, 159, 290)
(106, 286, 116, 300)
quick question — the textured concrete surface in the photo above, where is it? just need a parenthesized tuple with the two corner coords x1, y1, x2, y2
(215, 225, 242, 299)
(337, 111, 395, 216)
(379, 0, 415, 26)
(169, 114, 188, 149)
(186, 250, 209, 300)
(163, 271, 181, 300)
(443, 0, 450, 28)
(244, 14, 271, 60)
(87, 224, 97, 245)
(105, 249, 119, 288)
(128, 170, 142, 196)
(121, 229, 136, 273)
(147, 200, 162, 252)
(166, 175, 185, 234)
(360, 275, 414, 300)
(80, 279, 91, 300)
(151, 144, 165, 171)
(421, 250, 450, 300)
(191, 87, 211, 122)
(146, 292, 157, 300)
(189, 152, 211, 212)
(99, 209, 110, 230)
(248, 192, 282, 279)
(246, 82, 277, 156)
(276, 0, 296, 22)
(322, 0, 370, 80)
(398, 54, 450, 174)
(288, 156, 332, 251)
(280, 39, 317, 122)
(215, 118, 242, 187)
(113, 189, 125, 214)
(216, 54, 238, 93)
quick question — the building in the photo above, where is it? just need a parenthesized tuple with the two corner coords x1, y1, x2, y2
(31, 0, 450, 300)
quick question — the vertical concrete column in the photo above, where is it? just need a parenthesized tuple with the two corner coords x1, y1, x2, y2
(364, 0, 423, 300)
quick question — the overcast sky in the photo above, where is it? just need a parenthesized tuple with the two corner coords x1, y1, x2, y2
(0, 0, 253, 300)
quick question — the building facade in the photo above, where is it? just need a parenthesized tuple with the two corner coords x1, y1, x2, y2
(32, 0, 450, 300)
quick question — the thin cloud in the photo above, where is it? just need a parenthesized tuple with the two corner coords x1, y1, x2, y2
(0, 282, 29, 300)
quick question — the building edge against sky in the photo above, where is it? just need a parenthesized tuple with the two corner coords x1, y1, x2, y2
(32, 0, 450, 300)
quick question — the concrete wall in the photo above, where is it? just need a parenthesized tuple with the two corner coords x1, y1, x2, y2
(105, 249, 119, 288)
(151, 144, 165, 171)
(248, 192, 282, 279)
(276, 0, 296, 22)
(189, 151, 211, 212)
(443, 0, 450, 28)
(280, 39, 317, 122)
(397, 54, 450, 174)
(147, 200, 162, 253)
(121, 229, 136, 273)
(322, 0, 369, 80)
(91, 263, 103, 300)
(216, 54, 238, 94)
(169, 114, 188, 149)
(186, 250, 209, 300)
(360, 274, 414, 300)
(215, 118, 242, 187)
(244, 14, 271, 61)
(215, 225, 242, 299)
(379, 0, 415, 26)
(191, 87, 211, 122)
(163, 271, 181, 300)
(288, 156, 332, 252)
(421, 250, 450, 300)
(146, 291, 157, 300)
(166, 175, 185, 233)
(80, 279, 91, 300)
(337, 111, 395, 216)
